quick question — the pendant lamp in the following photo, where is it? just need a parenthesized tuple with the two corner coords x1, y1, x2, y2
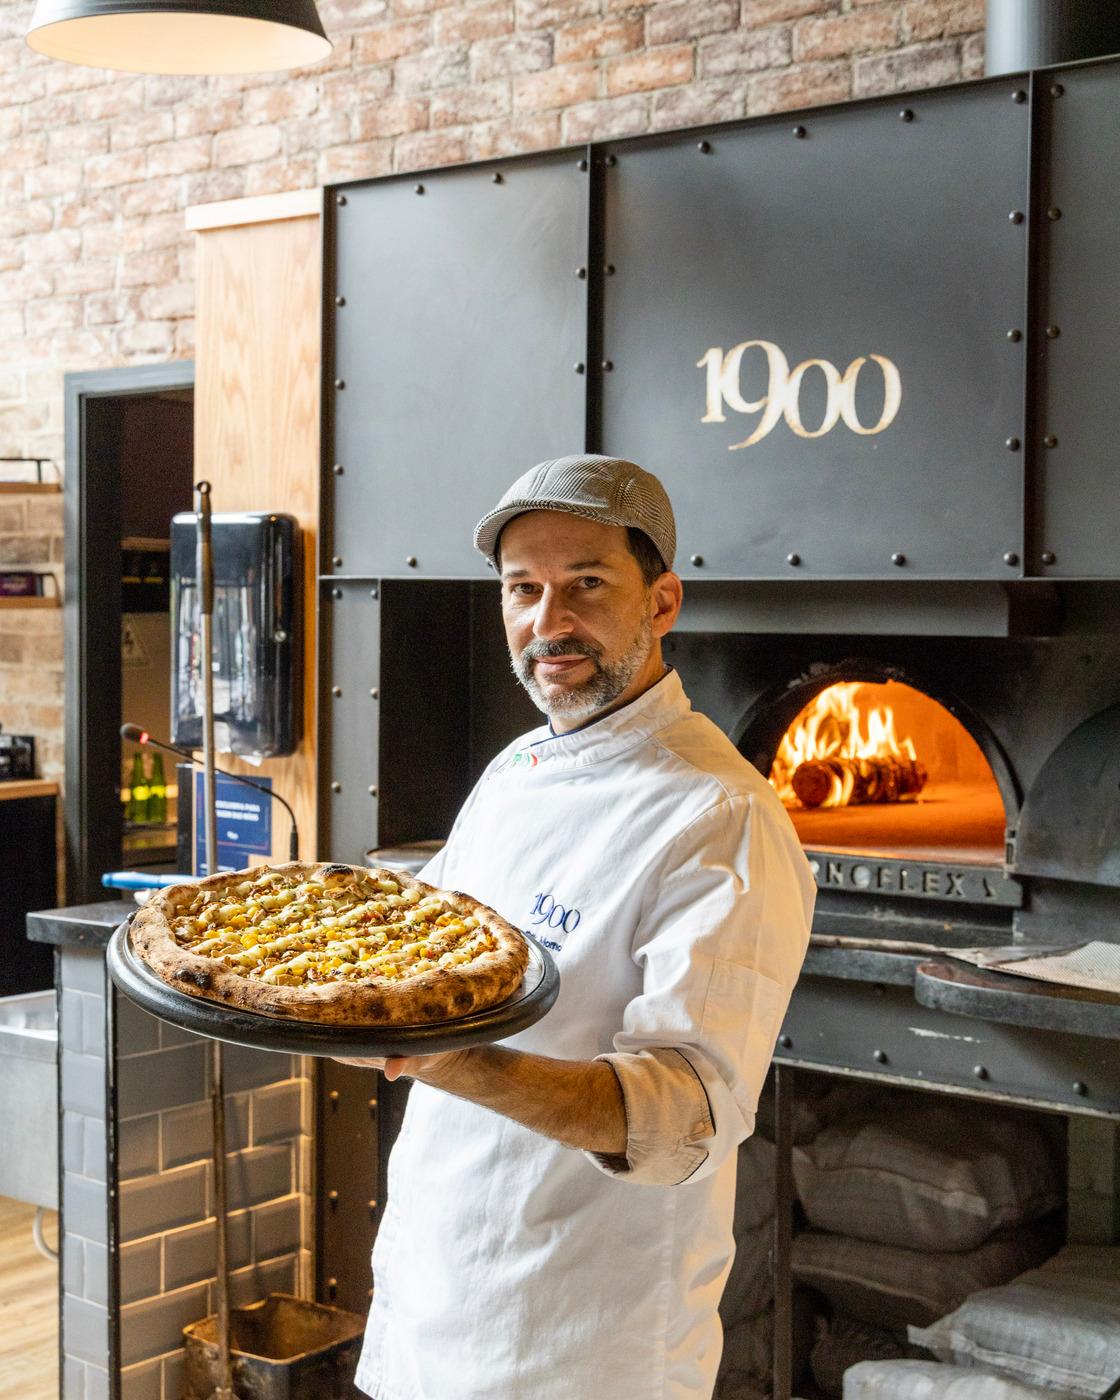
(26, 0, 332, 75)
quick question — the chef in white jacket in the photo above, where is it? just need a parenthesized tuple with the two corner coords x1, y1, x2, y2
(348, 454, 815, 1400)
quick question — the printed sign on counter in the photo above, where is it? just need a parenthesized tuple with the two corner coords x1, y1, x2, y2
(193, 771, 273, 874)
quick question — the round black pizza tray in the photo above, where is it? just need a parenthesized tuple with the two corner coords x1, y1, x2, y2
(106, 919, 559, 1058)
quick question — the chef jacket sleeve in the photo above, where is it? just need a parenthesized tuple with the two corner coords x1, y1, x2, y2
(587, 791, 814, 1187)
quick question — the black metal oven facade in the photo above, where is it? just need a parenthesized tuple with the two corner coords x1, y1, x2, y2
(314, 53, 1120, 1327)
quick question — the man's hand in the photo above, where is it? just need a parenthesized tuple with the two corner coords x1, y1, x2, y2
(332, 1050, 470, 1083)
(333, 1044, 628, 1156)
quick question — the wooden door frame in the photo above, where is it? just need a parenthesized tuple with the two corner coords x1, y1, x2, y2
(63, 361, 194, 906)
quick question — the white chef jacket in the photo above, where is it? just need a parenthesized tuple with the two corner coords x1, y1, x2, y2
(355, 668, 815, 1400)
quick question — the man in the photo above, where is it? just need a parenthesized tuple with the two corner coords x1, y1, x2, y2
(349, 454, 815, 1400)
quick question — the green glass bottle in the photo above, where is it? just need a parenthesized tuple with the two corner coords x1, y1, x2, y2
(129, 751, 150, 825)
(148, 751, 167, 824)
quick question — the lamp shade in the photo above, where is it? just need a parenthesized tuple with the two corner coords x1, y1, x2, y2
(26, 0, 332, 74)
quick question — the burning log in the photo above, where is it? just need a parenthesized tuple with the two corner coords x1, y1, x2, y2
(791, 755, 928, 809)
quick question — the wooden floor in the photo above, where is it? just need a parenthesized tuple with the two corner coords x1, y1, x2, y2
(0, 1196, 58, 1400)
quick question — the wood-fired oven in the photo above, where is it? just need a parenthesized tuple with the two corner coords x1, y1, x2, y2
(313, 47, 1120, 1396)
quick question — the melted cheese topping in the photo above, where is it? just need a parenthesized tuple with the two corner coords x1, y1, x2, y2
(172, 870, 495, 987)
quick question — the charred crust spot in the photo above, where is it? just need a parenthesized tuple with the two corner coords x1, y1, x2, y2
(320, 863, 351, 877)
(180, 967, 211, 989)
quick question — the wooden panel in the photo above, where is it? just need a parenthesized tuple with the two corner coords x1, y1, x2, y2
(194, 212, 321, 864)
(0, 780, 57, 801)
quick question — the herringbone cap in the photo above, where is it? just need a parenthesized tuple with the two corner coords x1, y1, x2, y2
(473, 454, 676, 571)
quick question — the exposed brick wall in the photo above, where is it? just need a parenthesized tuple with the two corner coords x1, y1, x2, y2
(0, 0, 985, 786)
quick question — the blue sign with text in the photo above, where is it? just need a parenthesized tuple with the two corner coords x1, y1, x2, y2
(193, 772, 272, 874)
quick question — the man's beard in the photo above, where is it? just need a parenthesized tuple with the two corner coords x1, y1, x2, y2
(511, 614, 654, 723)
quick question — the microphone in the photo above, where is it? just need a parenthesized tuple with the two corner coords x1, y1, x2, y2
(121, 723, 300, 863)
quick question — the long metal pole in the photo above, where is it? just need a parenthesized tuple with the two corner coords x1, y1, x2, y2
(772, 1062, 794, 1400)
(196, 481, 233, 1400)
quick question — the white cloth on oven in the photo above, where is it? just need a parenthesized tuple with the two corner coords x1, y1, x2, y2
(354, 667, 815, 1400)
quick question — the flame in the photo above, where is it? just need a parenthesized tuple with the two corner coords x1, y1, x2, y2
(769, 682, 918, 808)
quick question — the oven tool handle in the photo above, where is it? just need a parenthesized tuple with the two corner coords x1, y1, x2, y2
(810, 933, 953, 957)
(1099, 1377, 1120, 1400)
(196, 480, 234, 1400)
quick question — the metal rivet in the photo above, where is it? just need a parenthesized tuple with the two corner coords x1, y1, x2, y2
(601, 359, 613, 372)
(332, 463, 344, 475)
(1073, 1080, 1087, 1096)
(327, 1278, 337, 1298)
(414, 183, 425, 194)
(792, 125, 806, 139)
(1009, 210, 1024, 224)
(368, 1200, 377, 1212)
(1047, 207, 1061, 220)
(787, 553, 801, 566)
(328, 1090, 340, 1102)
(1003, 551, 1019, 566)
(574, 362, 585, 374)
(336, 194, 346, 206)
(331, 780, 341, 793)
(405, 555, 418, 567)
(973, 1065, 989, 1080)
(370, 687, 380, 698)
(605, 154, 617, 167)
(697, 139, 711, 153)
(891, 552, 906, 566)
(1050, 83, 1064, 97)
(690, 554, 703, 567)
(334, 378, 345, 389)
(368, 785, 377, 796)
(899, 107, 914, 121)
(368, 1097, 377, 1110)
(331, 587, 343, 600)
(604, 264, 615, 276)
(370, 586, 379, 599)
(576, 266, 587, 279)
(1012, 89, 1027, 103)
(1044, 433, 1058, 448)
(778, 1035, 792, 1049)
(332, 686, 342, 697)
(1006, 436, 1021, 451)
(577, 158, 588, 171)
(328, 1189, 339, 1204)
(1006, 328, 1022, 342)
(335, 295, 346, 307)
(491, 171, 502, 183)
(332, 555, 343, 567)
(1045, 324, 1060, 339)
(873, 1049, 888, 1063)
(1041, 550, 1056, 565)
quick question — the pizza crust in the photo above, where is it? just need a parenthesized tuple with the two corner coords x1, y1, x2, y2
(129, 861, 530, 1027)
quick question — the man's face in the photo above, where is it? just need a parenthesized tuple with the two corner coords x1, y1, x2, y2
(499, 511, 680, 729)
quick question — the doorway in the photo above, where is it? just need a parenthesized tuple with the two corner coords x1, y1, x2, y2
(64, 362, 195, 905)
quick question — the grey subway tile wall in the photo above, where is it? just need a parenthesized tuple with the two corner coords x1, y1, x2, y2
(56, 957, 313, 1399)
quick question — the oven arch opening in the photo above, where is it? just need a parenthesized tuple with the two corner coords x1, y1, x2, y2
(733, 661, 1020, 868)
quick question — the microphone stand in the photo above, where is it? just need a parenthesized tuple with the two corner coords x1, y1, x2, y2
(196, 482, 233, 1400)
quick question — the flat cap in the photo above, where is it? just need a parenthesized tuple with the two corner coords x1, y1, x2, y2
(473, 453, 676, 572)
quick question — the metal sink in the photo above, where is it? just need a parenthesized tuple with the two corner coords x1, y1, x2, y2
(0, 990, 58, 1209)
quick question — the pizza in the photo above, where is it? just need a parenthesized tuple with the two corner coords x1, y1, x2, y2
(129, 861, 530, 1026)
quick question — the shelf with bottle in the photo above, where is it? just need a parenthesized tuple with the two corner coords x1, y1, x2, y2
(122, 750, 176, 826)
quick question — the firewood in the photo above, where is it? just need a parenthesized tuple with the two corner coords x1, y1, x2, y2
(791, 755, 927, 809)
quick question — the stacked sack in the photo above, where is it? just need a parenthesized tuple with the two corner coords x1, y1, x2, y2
(715, 1134, 816, 1399)
(789, 1085, 1064, 1396)
(905, 1244, 1120, 1397)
